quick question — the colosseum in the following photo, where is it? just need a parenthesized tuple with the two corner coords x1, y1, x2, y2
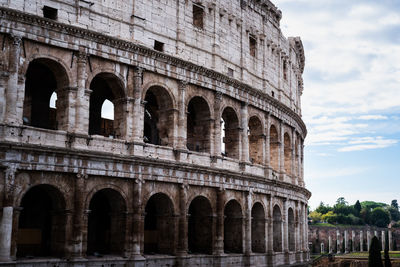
(0, 0, 310, 266)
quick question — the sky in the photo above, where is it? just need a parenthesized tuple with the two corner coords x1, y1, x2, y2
(274, 0, 400, 209)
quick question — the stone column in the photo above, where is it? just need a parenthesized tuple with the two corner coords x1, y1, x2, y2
(71, 172, 87, 258)
(278, 123, 284, 175)
(132, 67, 144, 142)
(132, 178, 144, 257)
(283, 199, 289, 253)
(367, 231, 371, 250)
(240, 102, 249, 163)
(0, 166, 17, 261)
(214, 188, 225, 255)
(344, 230, 348, 253)
(267, 195, 273, 254)
(57, 86, 77, 132)
(212, 91, 223, 158)
(351, 230, 355, 252)
(303, 204, 308, 252)
(5, 34, 22, 125)
(0, 71, 10, 123)
(382, 231, 385, 251)
(360, 230, 364, 252)
(389, 230, 393, 251)
(177, 184, 188, 255)
(336, 230, 340, 253)
(74, 49, 91, 134)
(264, 113, 270, 168)
(328, 235, 332, 253)
(244, 191, 252, 255)
(291, 129, 296, 182)
(177, 81, 187, 150)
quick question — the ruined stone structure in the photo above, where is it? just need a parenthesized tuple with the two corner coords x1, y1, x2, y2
(309, 226, 397, 254)
(0, 0, 309, 266)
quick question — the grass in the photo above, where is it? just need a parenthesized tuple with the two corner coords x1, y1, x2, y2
(345, 251, 400, 258)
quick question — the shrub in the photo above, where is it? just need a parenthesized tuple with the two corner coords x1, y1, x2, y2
(369, 236, 383, 267)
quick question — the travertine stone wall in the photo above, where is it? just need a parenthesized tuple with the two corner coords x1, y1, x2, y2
(0, 0, 309, 266)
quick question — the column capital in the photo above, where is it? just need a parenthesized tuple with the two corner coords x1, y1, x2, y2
(10, 34, 22, 46)
(133, 66, 144, 77)
(215, 90, 223, 101)
(179, 80, 188, 90)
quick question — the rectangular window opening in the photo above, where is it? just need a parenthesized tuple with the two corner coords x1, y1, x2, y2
(154, 40, 164, 52)
(43, 6, 58, 20)
(193, 4, 204, 29)
(249, 35, 256, 57)
(228, 68, 234, 77)
(283, 60, 288, 80)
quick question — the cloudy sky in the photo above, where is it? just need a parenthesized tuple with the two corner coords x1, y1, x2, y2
(274, 0, 400, 209)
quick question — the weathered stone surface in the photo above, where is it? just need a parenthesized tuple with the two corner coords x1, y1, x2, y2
(0, 0, 309, 266)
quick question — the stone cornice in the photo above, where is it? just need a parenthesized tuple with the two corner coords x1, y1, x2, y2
(0, 7, 307, 138)
(0, 141, 311, 200)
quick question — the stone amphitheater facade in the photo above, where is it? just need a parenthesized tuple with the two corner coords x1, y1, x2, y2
(0, 0, 310, 266)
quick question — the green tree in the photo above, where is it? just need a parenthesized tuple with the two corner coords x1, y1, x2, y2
(315, 202, 333, 215)
(369, 236, 383, 267)
(336, 197, 348, 205)
(370, 207, 390, 227)
(309, 211, 323, 223)
(388, 206, 400, 222)
(354, 200, 362, 216)
(360, 207, 371, 224)
(391, 200, 398, 210)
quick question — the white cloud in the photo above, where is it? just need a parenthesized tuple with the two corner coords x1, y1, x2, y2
(338, 136, 397, 152)
(358, 115, 388, 120)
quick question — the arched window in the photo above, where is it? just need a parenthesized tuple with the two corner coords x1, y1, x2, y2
(221, 107, 239, 159)
(87, 189, 126, 256)
(251, 202, 266, 253)
(269, 125, 279, 171)
(249, 116, 263, 164)
(17, 185, 66, 258)
(144, 193, 175, 254)
(187, 97, 211, 153)
(89, 73, 125, 138)
(224, 200, 243, 253)
(23, 59, 68, 130)
(143, 86, 174, 146)
(273, 205, 282, 252)
(188, 196, 213, 254)
(284, 133, 292, 176)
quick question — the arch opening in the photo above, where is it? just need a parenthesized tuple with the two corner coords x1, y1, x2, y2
(144, 193, 175, 254)
(251, 202, 266, 253)
(249, 116, 263, 165)
(186, 97, 211, 153)
(284, 133, 292, 176)
(89, 73, 124, 138)
(23, 59, 68, 130)
(269, 125, 279, 171)
(17, 185, 66, 258)
(188, 196, 213, 254)
(221, 107, 239, 159)
(87, 189, 126, 256)
(273, 205, 283, 252)
(288, 208, 295, 251)
(224, 200, 242, 253)
(143, 86, 174, 146)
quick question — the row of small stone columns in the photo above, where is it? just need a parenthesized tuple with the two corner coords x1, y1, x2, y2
(323, 229, 393, 254)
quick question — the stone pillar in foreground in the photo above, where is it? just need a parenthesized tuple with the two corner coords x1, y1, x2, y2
(214, 188, 225, 255)
(328, 235, 332, 253)
(367, 231, 371, 250)
(351, 230, 355, 252)
(344, 230, 348, 253)
(389, 230, 393, 251)
(382, 230, 385, 251)
(360, 230, 364, 252)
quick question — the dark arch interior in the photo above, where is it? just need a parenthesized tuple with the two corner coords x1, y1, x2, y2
(224, 200, 242, 253)
(87, 189, 126, 256)
(144, 87, 173, 146)
(186, 97, 211, 153)
(273, 205, 282, 252)
(221, 107, 239, 159)
(23, 61, 58, 130)
(270, 125, 279, 171)
(288, 208, 295, 251)
(249, 116, 263, 165)
(188, 196, 212, 254)
(89, 74, 124, 138)
(144, 193, 175, 254)
(17, 185, 66, 258)
(251, 202, 266, 253)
